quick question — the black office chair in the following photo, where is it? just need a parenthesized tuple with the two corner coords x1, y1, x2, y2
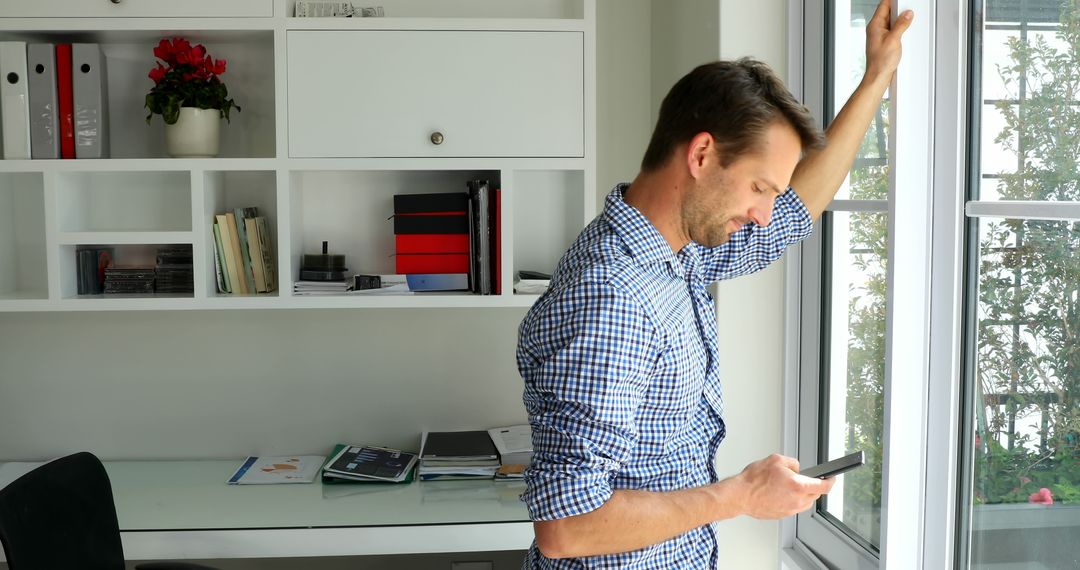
(0, 451, 218, 570)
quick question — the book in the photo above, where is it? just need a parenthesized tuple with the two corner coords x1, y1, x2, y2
(224, 212, 249, 294)
(395, 233, 470, 254)
(323, 444, 418, 483)
(420, 430, 499, 462)
(27, 43, 59, 159)
(466, 179, 492, 294)
(0, 41, 31, 159)
(255, 216, 277, 292)
(215, 215, 243, 295)
(395, 253, 469, 275)
(245, 217, 268, 293)
(72, 43, 109, 159)
(233, 207, 259, 293)
(495, 464, 526, 480)
(226, 455, 325, 485)
(213, 222, 231, 293)
(405, 273, 469, 292)
(55, 44, 74, 159)
(487, 424, 533, 466)
(494, 188, 502, 294)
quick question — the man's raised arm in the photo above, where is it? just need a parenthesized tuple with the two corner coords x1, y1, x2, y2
(790, 0, 914, 220)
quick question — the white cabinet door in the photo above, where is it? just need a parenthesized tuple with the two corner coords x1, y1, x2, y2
(4, 0, 272, 18)
(287, 30, 584, 158)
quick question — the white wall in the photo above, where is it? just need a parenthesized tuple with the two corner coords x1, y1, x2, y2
(712, 1, 793, 569)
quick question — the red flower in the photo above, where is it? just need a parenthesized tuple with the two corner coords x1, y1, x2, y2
(148, 62, 166, 83)
(153, 39, 176, 65)
(1028, 487, 1054, 505)
(212, 58, 227, 75)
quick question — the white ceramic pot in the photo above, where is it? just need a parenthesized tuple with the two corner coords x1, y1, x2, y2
(165, 107, 221, 158)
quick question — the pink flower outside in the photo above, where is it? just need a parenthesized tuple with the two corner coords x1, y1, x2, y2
(1028, 487, 1054, 505)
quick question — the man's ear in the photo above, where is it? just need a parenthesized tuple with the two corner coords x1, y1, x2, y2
(686, 132, 718, 180)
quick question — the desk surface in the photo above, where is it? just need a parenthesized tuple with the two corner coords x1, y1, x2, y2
(106, 460, 529, 531)
(0, 459, 534, 559)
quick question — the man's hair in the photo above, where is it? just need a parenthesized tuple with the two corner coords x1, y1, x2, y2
(641, 58, 825, 171)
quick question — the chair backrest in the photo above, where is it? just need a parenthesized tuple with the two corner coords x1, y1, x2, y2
(0, 451, 126, 570)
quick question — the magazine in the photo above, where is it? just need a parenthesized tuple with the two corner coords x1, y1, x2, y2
(226, 455, 324, 484)
(323, 445, 418, 483)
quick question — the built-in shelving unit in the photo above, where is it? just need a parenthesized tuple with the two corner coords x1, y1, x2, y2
(0, 0, 596, 312)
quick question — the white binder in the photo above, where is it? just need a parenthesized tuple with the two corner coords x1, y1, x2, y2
(27, 43, 59, 159)
(72, 43, 109, 159)
(0, 41, 31, 159)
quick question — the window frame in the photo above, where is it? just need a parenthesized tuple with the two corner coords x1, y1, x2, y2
(782, 0, 970, 568)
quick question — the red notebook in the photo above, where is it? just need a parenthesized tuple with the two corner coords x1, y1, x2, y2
(395, 253, 470, 275)
(395, 234, 470, 254)
(56, 44, 75, 159)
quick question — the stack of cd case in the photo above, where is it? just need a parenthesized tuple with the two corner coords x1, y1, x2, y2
(155, 246, 194, 294)
(103, 266, 156, 295)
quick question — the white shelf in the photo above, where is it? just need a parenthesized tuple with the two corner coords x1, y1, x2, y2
(283, 17, 586, 31)
(57, 231, 194, 245)
(0, 2, 596, 312)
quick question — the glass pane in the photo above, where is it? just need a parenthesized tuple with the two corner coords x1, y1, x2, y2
(975, 1, 1080, 201)
(968, 217, 1080, 569)
(829, 0, 890, 201)
(822, 210, 888, 550)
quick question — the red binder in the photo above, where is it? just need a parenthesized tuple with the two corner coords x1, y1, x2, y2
(395, 234, 470, 254)
(56, 44, 75, 159)
(395, 253, 469, 274)
(494, 188, 502, 294)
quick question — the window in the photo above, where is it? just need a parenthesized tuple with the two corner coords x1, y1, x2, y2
(787, 0, 1080, 568)
(960, 1, 1080, 567)
(792, 1, 892, 566)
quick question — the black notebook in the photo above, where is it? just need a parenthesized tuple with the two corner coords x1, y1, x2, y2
(421, 430, 499, 461)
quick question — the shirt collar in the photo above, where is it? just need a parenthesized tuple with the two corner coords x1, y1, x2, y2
(603, 184, 684, 276)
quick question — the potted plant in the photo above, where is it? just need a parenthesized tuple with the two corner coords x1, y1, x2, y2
(145, 37, 240, 158)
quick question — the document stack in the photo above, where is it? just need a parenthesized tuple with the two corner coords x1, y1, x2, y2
(418, 430, 501, 481)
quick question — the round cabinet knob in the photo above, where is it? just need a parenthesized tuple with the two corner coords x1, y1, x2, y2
(430, 132, 444, 146)
(110, 0, 122, 4)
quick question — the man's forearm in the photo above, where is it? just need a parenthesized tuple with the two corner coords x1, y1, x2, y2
(533, 479, 746, 559)
(790, 72, 892, 220)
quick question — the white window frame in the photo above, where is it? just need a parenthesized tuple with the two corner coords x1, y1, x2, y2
(781, 0, 969, 568)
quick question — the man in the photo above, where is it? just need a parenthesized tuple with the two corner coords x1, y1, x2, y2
(515, 1, 913, 568)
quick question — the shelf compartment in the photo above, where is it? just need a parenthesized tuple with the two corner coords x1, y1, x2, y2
(59, 243, 194, 300)
(0, 29, 275, 159)
(203, 170, 279, 298)
(55, 171, 192, 232)
(288, 169, 499, 290)
(0, 173, 48, 301)
(511, 169, 585, 292)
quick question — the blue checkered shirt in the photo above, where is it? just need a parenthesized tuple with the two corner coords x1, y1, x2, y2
(516, 184, 813, 569)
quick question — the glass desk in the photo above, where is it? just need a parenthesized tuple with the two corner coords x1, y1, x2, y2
(2, 460, 533, 560)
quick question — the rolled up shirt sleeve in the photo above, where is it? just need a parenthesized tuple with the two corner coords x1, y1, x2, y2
(517, 280, 657, 521)
(701, 187, 814, 283)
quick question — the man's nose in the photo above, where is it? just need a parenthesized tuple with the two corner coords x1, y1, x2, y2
(750, 197, 775, 227)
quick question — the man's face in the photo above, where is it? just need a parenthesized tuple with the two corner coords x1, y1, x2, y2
(682, 121, 803, 248)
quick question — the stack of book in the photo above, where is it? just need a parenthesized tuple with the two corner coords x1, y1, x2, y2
(212, 208, 277, 295)
(321, 444, 418, 484)
(418, 430, 501, 481)
(391, 180, 501, 295)
(1, 42, 109, 160)
(393, 192, 470, 291)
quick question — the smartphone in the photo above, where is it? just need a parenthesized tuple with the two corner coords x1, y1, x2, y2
(799, 451, 865, 479)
